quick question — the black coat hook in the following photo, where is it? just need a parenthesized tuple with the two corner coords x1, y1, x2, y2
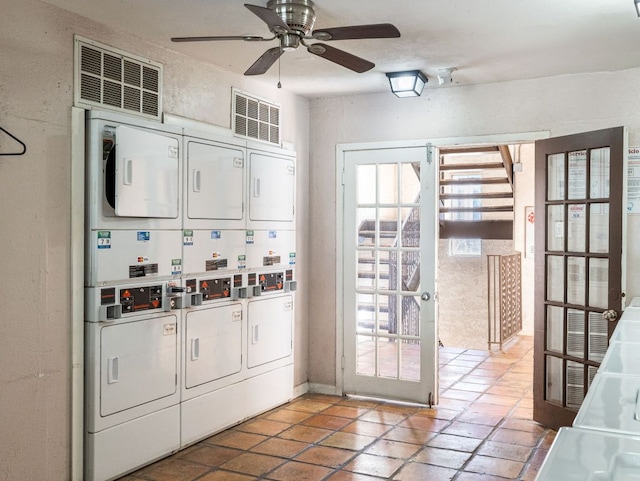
(0, 126, 27, 156)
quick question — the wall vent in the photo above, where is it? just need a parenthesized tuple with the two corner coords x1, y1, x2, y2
(74, 36, 162, 120)
(232, 88, 280, 145)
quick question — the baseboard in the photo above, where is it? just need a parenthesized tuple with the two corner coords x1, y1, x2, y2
(308, 383, 342, 396)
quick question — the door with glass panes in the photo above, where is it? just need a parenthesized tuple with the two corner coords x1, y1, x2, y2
(342, 145, 438, 404)
(533, 127, 625, 430)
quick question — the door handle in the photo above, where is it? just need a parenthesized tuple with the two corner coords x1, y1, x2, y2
(193, 170, 201, 192)
(603, 310, 618, 322)
(191, 338, 200, 361)
(123, 159, 133, 185)
(254, 178, 261, 198)
(107, 357, 119, 384)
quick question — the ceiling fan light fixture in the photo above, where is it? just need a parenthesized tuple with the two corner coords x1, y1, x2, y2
(386, 70, 427, 97)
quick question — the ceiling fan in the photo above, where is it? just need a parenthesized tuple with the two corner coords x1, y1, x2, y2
(171, 0, 400, 76)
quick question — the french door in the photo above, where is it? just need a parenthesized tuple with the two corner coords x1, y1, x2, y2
(533, 127, 626, 430)
(342, 145, 438, 404)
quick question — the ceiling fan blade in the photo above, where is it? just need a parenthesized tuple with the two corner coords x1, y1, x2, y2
(244, 3, 290, 34)
(312, 23, 400, 41)
(245, 47, 284, 75)
(171, 35, 267, 42)
(306, 44, 374, 73)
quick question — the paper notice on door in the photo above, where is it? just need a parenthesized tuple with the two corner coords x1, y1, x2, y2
(628, 147, 640, 214)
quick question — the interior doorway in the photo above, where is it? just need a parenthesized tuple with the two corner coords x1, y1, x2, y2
(437, 143, 536, 352)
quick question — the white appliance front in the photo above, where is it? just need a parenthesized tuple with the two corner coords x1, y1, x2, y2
(87, 229, 183, 285)
(183, 302, 243, 398)
(247, 150, 295, 229)
(245, 229, 296, 272)
(599, 340, 640, 375)
(536, 427, 640, 481)
(184, 135, 245, 230)
(182, 229, 247, 276)
(86, 109, 182, 231)
(247, 294, 293, 370)
(85, 311, 180, 434)
(573, 372, 640, 437)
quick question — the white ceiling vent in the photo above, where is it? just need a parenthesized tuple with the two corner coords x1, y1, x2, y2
(74, 36, 162, 120)
(232, 88, 280, 145)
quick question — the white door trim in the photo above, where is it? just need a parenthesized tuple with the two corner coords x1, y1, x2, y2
(335, 131, 549, 396)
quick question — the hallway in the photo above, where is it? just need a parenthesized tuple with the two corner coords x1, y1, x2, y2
(121, 336, 554, 480)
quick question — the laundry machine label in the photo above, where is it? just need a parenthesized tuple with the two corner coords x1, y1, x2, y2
(205, 259, 228, 271)
(263, 256, 281, 267)
(171, 259, 182, 275)
(163, 323, 176, 336)
(238, 255, 246, 269)
(183, 230, 194, 246)
(129, 263, 159, 278)
(97, 231, 111, 249)
(137, 231, 151, 242)
(289, 252, 296, 265)
(246, 230, 254, 244)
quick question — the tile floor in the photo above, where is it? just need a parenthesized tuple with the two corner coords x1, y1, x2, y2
(120, 335, 555, 481)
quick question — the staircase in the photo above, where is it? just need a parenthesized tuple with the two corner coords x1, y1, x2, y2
(439, 145, 515, 240)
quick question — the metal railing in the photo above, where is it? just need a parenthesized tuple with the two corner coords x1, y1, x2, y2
(487, 252, 522, 349)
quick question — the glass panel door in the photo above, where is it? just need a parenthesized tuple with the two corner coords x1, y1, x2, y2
(534, 127, 625, 430)
(343, 145, 437, 404)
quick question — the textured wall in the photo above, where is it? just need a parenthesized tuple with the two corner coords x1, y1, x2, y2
(0, 1, 309, 479)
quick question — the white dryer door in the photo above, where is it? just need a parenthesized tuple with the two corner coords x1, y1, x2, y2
(247, 295, 293, 369)
(186, 141, 244, 221)
(100, 315, 178, 416)
(248, 153, 295, 223)
(185, 303, 243, 389)
(115, 125, 180, 218)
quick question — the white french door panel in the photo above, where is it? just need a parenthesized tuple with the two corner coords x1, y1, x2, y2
(341, 145, 438, 404)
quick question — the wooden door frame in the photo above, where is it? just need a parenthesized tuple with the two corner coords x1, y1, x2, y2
(533, 126, 626, 430)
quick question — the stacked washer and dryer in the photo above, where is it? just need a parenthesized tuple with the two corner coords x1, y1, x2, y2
(84, 109, 297, 481)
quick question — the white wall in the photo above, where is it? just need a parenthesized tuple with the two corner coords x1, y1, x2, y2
(0, 1, 309, 479)
(308, 69, 640, 387)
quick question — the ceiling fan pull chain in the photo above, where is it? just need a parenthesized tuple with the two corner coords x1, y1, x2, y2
(277, 55, 282, 88)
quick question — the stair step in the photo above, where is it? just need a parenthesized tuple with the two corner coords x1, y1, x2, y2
(440, 205, 514, 213)
(439, 192, 513, 200)
(358, 272, 390, 280)
(358, 303, 389, 313)
(440, 177, 509, 185)
(440, 162, 505, 171)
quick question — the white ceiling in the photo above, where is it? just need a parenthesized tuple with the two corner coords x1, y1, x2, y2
(42, 0, 640, 98)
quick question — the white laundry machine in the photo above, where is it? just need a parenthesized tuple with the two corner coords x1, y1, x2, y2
(246, 144, 296, 231)
(536, 427, 640, 480)
(85, 110, 183, 286)
(84, 281, 182, 481)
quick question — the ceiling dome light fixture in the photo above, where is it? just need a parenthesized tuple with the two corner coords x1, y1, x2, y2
(385, 70, 427, 97)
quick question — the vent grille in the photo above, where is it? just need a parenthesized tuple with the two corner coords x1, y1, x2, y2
(74, 36, 162, 120)
(233, 89, 280, 145)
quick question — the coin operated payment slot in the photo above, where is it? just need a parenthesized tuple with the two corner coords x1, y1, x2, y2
(231, 274, 246, 300)
(183, 278, 203, 308)
(165, 282, 186, 310)
(98, 286, 122, 321)
(285, 269, 297, 292)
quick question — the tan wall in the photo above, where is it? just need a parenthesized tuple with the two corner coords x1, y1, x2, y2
(0, 1, 309, 479)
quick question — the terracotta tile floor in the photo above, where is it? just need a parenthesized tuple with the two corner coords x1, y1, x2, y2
(120, 335, 555, 481)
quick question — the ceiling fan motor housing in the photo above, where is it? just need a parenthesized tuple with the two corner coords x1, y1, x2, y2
(267, 0, 317, 36)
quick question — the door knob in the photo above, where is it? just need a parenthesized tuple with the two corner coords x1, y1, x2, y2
(421, 292, 431, 301)
(602, 310, 618, 322)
